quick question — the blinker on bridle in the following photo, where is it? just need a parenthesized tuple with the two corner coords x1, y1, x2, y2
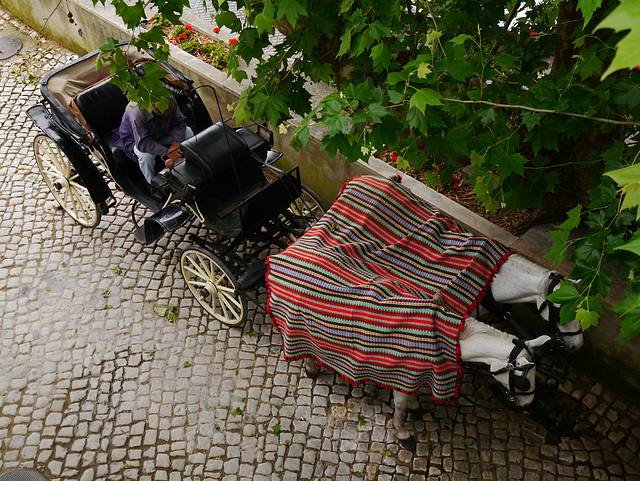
(537, 272, 583, 338)
(490, 338, 535, 401)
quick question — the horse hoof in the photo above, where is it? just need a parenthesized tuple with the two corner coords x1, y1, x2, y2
(305, 368, 320, 379)
(399, 435, 417, 450)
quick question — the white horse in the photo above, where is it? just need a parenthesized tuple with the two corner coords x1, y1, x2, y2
(487, 253, 583, 352)
(304, 318, 551, 449)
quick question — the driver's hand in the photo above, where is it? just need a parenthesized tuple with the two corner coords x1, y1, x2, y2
(167, 141, 182, 161)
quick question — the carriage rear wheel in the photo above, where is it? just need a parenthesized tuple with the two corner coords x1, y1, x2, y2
(180, 246, 247, 327)
(33, 134, 101, 228)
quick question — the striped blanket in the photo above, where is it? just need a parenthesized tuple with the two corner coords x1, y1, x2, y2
(266, 176, 510, 401)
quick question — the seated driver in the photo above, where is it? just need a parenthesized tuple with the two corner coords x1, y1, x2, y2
(114, 97, 193, 183)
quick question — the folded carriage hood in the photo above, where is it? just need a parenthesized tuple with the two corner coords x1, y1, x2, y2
(27, 104, 111, 205)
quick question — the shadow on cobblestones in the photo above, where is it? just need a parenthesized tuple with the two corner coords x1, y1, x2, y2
(2, 5, 640, 481)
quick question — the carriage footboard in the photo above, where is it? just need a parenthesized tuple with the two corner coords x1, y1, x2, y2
(133, 203, 194, 245)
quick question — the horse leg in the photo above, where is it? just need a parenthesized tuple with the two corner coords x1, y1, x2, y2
(304, 357, 321, 378)
(393, 391, 417, 450)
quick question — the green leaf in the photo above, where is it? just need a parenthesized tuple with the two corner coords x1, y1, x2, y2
(308, 62, 334, 84)
(494, 53, 519, 69)
(112, 0, 146, 28)
(614, 237, 640, 256)
(559, 297, 582, 327)
(470, 150, 485, 167)
(576, 307, 599, 330)
(291, 125, 311, 149)
(499, 152, 527, 178)
(339, 0, 354, 14)
(604, 164, 640, 212)
(337, 29, 352, 58)
(560, 204, 583, 231)
(255, 1, 277, 35)
(370, 42, 391, 69)
(596, 0, 640, 77)
(577, 0, 604, 27)
(253, 92, 289, 126)
(578, 49, 602, 79)
(275, 0, 307, 28)
(409, 88, 442, 114)
(215, 10, 243, 31)
(154, 307, 168, 317)
(272, 423, 282, 435)
(324, 112, 349, 136)
(231, 406, 244, 416)
(478, 108, 496, 126)
(385, 71, 409, 85)
(366, 21, 391, 40)
(546, 280, 581, 304)
(613, 80, 640, 108)
(366, 103, 389, 124)
(462, 438, 475, 446)
(451, 34, 470, 45)
(614, 292, 640, 338)
(387, 89, 404, 104)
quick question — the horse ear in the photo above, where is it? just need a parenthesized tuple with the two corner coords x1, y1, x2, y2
(525, 334, 551, 349)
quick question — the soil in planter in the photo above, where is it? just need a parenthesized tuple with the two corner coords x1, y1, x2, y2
(375, 148, 539, 236)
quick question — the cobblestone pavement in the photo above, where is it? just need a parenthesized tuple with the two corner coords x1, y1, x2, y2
(2, 7, 640, 481)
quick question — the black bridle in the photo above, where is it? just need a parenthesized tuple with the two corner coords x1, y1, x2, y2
(490, 338, 536, 401)
(537, 272, 583, 338)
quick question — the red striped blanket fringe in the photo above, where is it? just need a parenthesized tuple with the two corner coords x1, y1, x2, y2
(266, 175, 511, 403)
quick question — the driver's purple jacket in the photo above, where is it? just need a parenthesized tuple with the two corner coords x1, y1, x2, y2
(113, 98, 187, 161)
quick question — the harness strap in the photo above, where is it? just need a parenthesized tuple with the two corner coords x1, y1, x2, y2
(538, 272, 583, 337)
(490, 339, 536, 397)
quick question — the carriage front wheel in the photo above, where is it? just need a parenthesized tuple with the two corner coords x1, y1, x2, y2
(33, 134, 101, 228)
(180, 246, 247, 327)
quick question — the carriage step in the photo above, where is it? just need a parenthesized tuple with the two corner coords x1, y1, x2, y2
(237, 261, 268, 290)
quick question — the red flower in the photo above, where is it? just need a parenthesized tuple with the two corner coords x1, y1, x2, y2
(172, 36, 178, 42)
(389, 151, 398, 163)
(213, 27, 220, 34)
(453, 183, 459, 190)
(180, 33, 187, 39)
(229, 38, 238, 45)
(204, 35, 209, 38)
(185, 24, 193, 30)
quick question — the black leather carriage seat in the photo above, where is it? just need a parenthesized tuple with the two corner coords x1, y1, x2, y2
(74, 79, 164, 210)
(73, 79, 131, 171)
(176, 122, 270, 231)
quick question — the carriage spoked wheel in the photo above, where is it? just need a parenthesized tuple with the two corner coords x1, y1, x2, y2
(180, 246, 247, 327)
(289, 185, 326, 224)
(33, 134, 101, 228)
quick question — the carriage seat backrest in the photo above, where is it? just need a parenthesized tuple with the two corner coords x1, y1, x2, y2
(180, 122, 265, 193)
(74, 79, 129, 140)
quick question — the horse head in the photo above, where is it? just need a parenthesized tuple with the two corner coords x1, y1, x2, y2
(488, 334, 551, 407)
(490, 254, 584, 352)
(537, 272, 583, 353)
(460, 318, 551, 407)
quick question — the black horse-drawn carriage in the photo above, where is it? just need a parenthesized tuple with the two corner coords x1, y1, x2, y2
(27, 44, 325, 327)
